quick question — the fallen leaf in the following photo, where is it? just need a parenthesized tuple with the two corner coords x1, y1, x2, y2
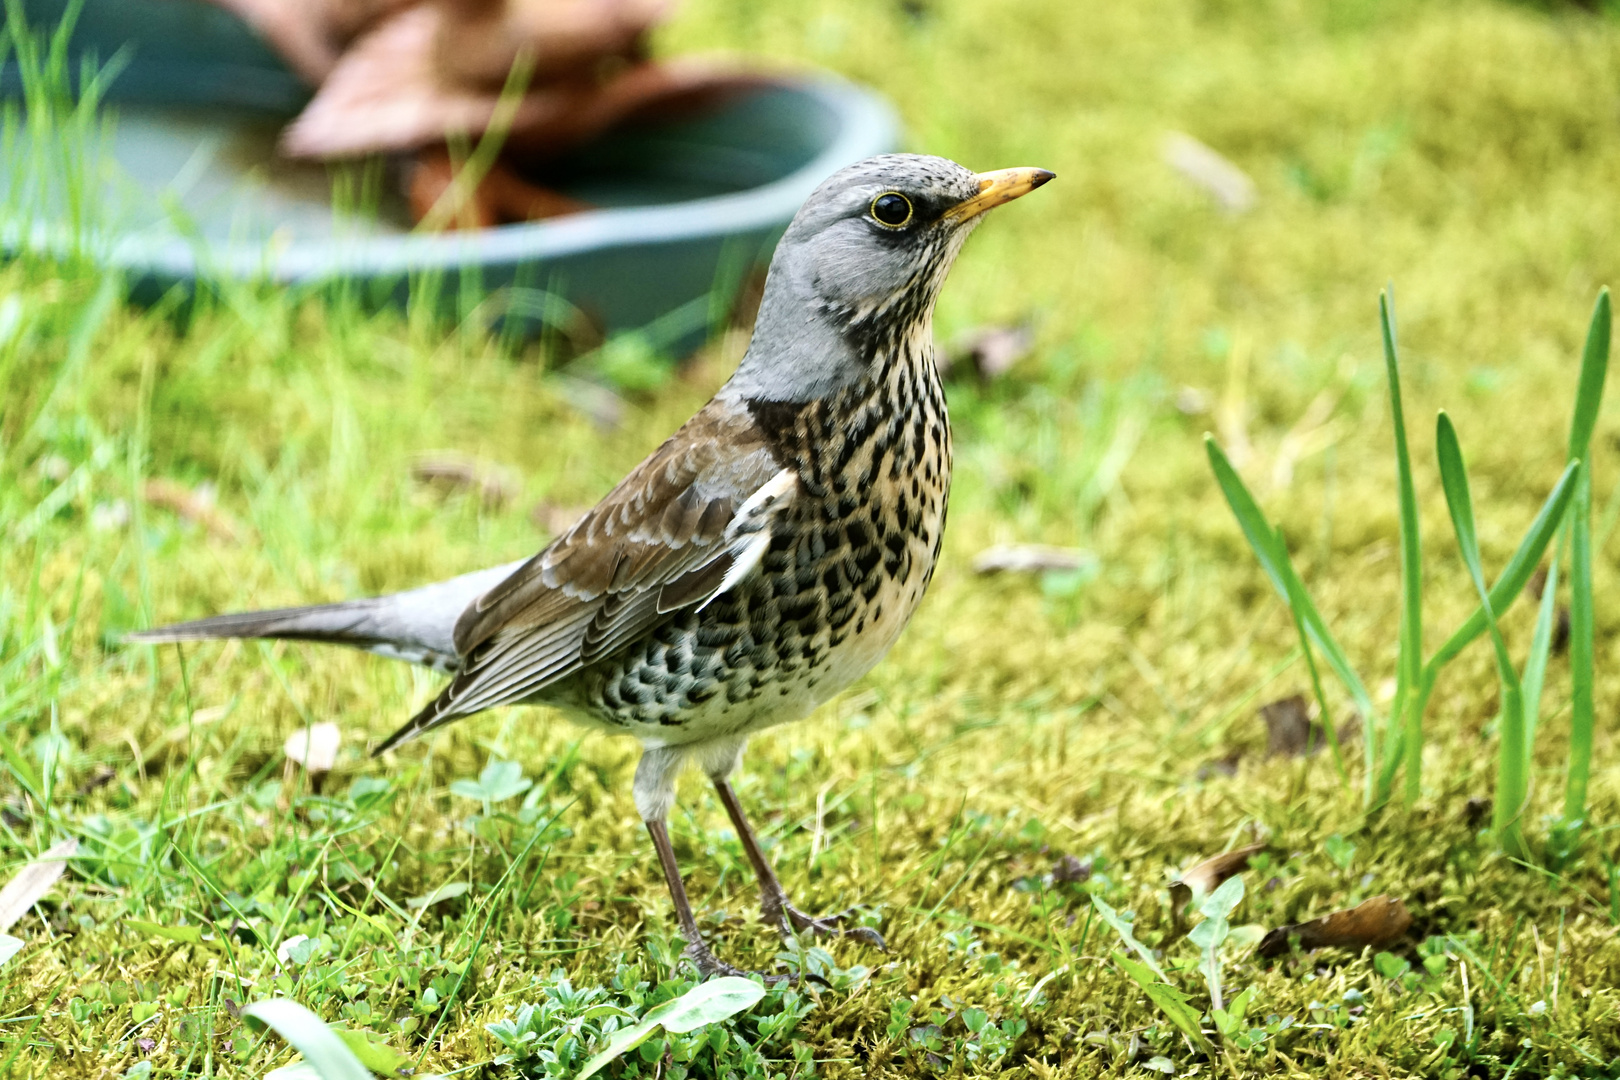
(939, 322, 1034, 380)
(1052, 854, 1092, 884)
(1195, 751, 1242, 781)
(433, 0, 671, 89)
(143, 479, 246, 543)
(1163, 131, 1256, 214)
(209, 0, 410, 83)
(1169, 841, 1264, 918)
(1256, 894, 1411, 958)
(408, 147, 592, 228)
(283, 723, 342, 775)
(1260, 694, 1359, 758)
(972, 544, 1095, 575)
(411, 453, 519, 508)
(0, 838, 79, 932)
(280, 0, 760, 162)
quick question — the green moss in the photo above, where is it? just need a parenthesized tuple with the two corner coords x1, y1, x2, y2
(4, 0, 1620, 1076)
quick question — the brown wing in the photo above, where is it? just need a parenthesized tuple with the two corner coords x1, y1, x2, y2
(373, 397, 789, 753)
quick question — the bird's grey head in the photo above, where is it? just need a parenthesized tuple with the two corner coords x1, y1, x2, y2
(725, 153, 1054, 403)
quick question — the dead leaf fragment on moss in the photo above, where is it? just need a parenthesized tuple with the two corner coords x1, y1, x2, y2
(973, 544, 1095, 575)
(143, 479, 246, 543)
(0, 838, 79, 932)
(1169, 841, 1264, 918)
(1256, 894, 1411, 958)
(284, 723, 343, 775)
(412, 453, 520, 508)
(1260, 694, 1359, 758)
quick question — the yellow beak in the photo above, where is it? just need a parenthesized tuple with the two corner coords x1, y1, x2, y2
(944, 167, 1056, 224)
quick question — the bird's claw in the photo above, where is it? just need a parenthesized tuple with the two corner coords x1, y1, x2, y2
(682, 940, 828, 987)
(772, 902, 888, 951)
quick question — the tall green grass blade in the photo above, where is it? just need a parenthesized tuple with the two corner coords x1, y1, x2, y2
(1435, 412, 1528, 858)
(1380, 292, 1425, 806)
(1563, 463, 1595, 838)
(1567, 289, 1610, 464)
(1561, 288, 1607, 848)
(1425, 460, 1579, 672)
(1204, 437, 1377, 728)
(1521, 555, 1559, 751)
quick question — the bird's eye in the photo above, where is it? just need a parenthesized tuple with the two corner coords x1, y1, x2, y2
(870, 192, 914, 228)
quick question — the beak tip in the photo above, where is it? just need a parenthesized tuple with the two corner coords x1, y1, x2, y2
(1031, 169, 1056, 188)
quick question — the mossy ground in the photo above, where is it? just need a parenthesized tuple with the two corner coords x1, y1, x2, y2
(5, 0, 1620, 1076)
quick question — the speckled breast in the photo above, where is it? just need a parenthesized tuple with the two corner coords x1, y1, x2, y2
(566, 348, 951, 743)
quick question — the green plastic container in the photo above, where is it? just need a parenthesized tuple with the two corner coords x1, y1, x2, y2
(0, 0, 900, 339)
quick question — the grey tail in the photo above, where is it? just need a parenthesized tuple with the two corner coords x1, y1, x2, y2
(127, 601, 461, 673)
(129, 558, 530, 689)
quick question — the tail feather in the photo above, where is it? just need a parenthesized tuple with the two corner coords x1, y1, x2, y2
(127, 601, 462, 672)
(128, 559, 530, 677)
(372, 690, 458, 756)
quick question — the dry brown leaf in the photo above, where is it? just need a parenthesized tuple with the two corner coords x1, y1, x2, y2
(1261, 694, 1322, 758)
(1256, 894, 1412, 958)
(408, 148, 593, 228)
(210, 0, 411, 83)
(0, 838, 79, 932)
(1163, 131, 1256, 214)
(940, 322, 1034, 380)
(1170, 841, 1265, 918)
(1260, 694, 1359, 758)
(433, 0, 670, 89)
(281, 0, 763, 161)
(1051, 854, 1092, 885)
(412, 453, 520, 508)
(972, 544, 1094, 576)
(283, 723, 342, 775)
(143, 479, 245, 543)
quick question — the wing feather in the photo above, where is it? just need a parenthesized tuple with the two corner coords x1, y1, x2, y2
(373, 398, 796, 755)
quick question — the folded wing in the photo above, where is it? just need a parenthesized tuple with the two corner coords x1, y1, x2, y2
(374, 398, 794, 753)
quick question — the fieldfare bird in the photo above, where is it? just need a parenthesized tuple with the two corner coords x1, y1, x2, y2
(133, 153, 1054, 976)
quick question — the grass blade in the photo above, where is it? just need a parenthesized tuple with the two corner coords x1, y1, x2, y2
(1567, 288, 1610, 464)
(1205, 437, 1376, 726)
(1562, 288, 1607, 847)
(1521, 555, 1559, 751)
(1435, 412, 1528, 858)
(1427, 460, 1580, 672)
(240, 999, 373, 1080)
(1563, 462, 1595, 836)
(1381, 291, 1425, 805)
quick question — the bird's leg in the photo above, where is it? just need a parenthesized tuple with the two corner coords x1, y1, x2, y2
(644, 819, 754, 979)
(711, 778, 887, 950)
(637, 745, 799, 982)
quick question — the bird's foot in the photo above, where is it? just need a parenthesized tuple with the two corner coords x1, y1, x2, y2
(770, 901, 888, 951)
(682, 939, 825, 986)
